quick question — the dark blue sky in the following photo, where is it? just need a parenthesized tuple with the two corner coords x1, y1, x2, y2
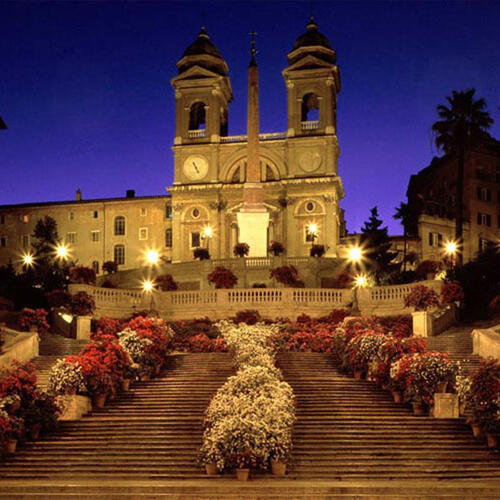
(1, 1, 499, 234)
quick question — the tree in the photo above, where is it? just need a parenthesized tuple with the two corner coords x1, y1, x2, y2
(393, 201, 419, 272)
(360, 207, 397, 283)
(432, 89, 494, 267)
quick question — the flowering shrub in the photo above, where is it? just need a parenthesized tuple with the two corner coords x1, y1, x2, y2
(69, 266, 96, 285)
(286, 329, 335, 353)
(199, 321, 295, 471)
(0, 361, 38, 408)
(415, 260, 441, 279)
(467, 358, 500, 432)
(404, 285, 441, 311)
(45, 289, 71, 309)
(0, 410, 23, 443)
(233, 310, 261, 325)
(233, 242, 250, 258)
(18, 308, 50, 334)
(93, 317, 124, 337)
(454, 374, 472, 405)
(270, 265, 299, 286)
(310, 244, 325, 257)
(441, 281, 464, 304)
(118, 328, 155, 376)
(69, 292, 95, 316)
(344, 331, 386, 373)
(156, 274, 178, 292)
(22, 392, 60, 436)
(207, 267, 238, 289)
(269, 241, 285, 256)
(47, 358, 86, 394)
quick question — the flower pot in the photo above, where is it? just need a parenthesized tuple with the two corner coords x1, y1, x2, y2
(354, 370, 363, 380)
(392, 390, 403, 403)
(5, 438, 17, 454)
(412, 402, 425, 416)
(270, 459, 286, 476)
(236, 468, 250, 481)
(122, 379, 131, 391)
(30, 423, 41, 441)
(487, 433, 498, 449)
(205, 463, 218, 476)
(436, 381, 448, 393)
(472, 423, 483, 439)
(93, 393, 106, 409)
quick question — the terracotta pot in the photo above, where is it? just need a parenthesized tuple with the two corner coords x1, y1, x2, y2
(205, 463, 218, 476)
(392, 391, 403, 403)
(93, 393, 106, 409)
(30, 424, 41, 441)
(236, 468, 250, 481)
(487, 433, 498, 448)
(412, 402, 425, 416)
(122, 379, 131, 391)
(472, 423, 483, 439)
(354, 370, 363, 380)
(5, 438, 17, 454)
(270, 459, 286, 476)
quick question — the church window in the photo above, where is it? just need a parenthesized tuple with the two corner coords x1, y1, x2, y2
(69, 212, 75, 221)
(305, 201, 315, 213)
(114, 244, 125, 265)
(92, 210, 99, 219)
(114, 216, 125, 235)
(165, 228, 172, 248)
(165, 204, 173, 219)
(192, 208, 200, 219)
(189, 102, 206, 130)
(140, 208, 147, 216)
(66, 232, 76, 244)
(139, 227, 148, 240)
(190, 232, 201, 248)
(477, 187, 491, 202)
(477, 212, 491, 227)
(0, 236, 6, 248)
(91, 230, 100, 242)
(22, 215, 29, 223)
(428, 232, 442, 247)
(301, 93, 319, 122)
(22, 235, 29, 248)
(92, 260, 99, 275)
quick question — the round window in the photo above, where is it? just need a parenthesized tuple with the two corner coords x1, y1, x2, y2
(305, 201, 315, 213)
(192, 208, 200, 219)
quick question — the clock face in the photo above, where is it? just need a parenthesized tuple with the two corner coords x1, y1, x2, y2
(183, 155, 209, 181)
(298, 150, 322, 173)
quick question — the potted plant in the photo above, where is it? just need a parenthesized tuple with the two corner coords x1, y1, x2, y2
(415, 260, 441, 280)
(441, 281, 464, 305)
(269, 241, 285, 257)
(102, 260, 118, 274)
(193, 247, 210, 260)
(207, 266, 238, 289)
(47, 358, 87, 395)
(0, 411, 23, 454)
(69, 266, 97, 285)
(156, 274, 178, 291)
(69, 291, 95, 316)
(17, 308, 50, 334)
(233, 242, 250, 258)
(269, 265, 299, 287)
(405, 285, 441, 337)
(310, 244, 326, 257)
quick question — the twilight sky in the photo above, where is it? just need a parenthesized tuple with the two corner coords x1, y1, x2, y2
(1, 0, 499, 234)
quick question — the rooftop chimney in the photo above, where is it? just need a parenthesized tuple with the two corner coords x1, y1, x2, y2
(76, 188, 82, 201)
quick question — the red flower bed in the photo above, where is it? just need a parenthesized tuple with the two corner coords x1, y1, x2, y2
(441, 281, 465, 304)
(18, 308, 50, 334)
(404, 285, 440, 311)
(0, 360, 37, 405)
(93, 317, 124, 338)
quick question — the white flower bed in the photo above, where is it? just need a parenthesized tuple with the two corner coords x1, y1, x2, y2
(199, 321, 295, 471)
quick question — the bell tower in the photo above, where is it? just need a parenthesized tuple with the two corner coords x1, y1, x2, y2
(171, 28, 233, 148)
(282, 18, 340, 138)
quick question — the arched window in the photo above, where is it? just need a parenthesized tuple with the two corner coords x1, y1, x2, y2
(114, 216, 125, 236)
(265, 165, 275, 181)
(189, 102, 206, 130)
(231, 167, 241, 183)
(301, 93, 319, 122)
(114, 244, 125, 265)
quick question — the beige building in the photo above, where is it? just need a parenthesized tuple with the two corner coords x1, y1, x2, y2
(407, 136, 500, 263)
(0, 19, 345, 274)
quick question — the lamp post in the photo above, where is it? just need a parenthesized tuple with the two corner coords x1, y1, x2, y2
(444, 240, 458, 271)
(307, 222, 318, 254)
(201, 226, 213, 254)
(347, 245, 364, 316)
(141, 278, 156, 314)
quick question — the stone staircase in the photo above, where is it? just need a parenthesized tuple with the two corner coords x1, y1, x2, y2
(0, 353, 233, 484)
(278, 352, 500, 484)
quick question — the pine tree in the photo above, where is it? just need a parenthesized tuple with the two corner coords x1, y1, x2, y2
(360, 207, 397, 283)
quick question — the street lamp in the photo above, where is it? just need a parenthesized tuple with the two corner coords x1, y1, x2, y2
(444, 240, 458, 270)
(21, 252, 35, 268)
(141, 278, 156, 314)
(347, 245, 364, 316)
(55, 243, 69, 261)
(201, 225, 213, 253)
(307, 222, 319, 251)
(145, 249, 160, 266)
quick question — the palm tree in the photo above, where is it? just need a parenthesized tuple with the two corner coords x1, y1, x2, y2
(432, 89, 493, 267)
(393, 201, 412, 272)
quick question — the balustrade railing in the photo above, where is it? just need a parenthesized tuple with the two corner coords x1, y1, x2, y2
(219, 132, 286, 144)
(301, 121, 320, 131)
(187, 129, 206, 139)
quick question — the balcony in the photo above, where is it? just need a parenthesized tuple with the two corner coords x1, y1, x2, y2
(301, 120, 320, 131)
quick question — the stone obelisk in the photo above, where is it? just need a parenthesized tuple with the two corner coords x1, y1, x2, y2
(236, 33, 269, 257)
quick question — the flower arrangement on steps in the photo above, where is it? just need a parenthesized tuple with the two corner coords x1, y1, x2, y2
(0, 361, 60, 456)
(198, 320, 295, 480)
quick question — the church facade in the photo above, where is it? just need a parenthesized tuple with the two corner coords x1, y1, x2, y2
(0, 20, 345, 273)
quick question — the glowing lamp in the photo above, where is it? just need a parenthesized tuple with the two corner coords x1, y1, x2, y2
(444, 241, 457, 256)
(145, 249, 159, 265)
(307, 222, 318, 236)
(354, 274, 367, 288)
(22, 253, 34, 267)
(55, 244, 69, 260)
(348, 246, 363, 263)
(141, 279, 155, 293)
(202, 226, 213, 239)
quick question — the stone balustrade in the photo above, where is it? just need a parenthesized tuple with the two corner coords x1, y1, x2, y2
(70, 280, 442, 321)
(187, 129, 206, 139)
(472, 324, 500, 361)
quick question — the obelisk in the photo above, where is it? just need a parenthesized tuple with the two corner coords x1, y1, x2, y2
(236, 33, 269, 257)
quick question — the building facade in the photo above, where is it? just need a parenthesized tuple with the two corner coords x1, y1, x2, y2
(407, 136, 500, 263)
(0, 19, 345, 273)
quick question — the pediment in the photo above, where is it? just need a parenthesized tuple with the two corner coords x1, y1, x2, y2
(284, 54, 335, 73)
(171, 65, 222, 84)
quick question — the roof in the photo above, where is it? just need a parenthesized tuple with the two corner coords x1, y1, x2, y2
(0, 194, 171, 211)
(182, 28, 222, 59)
(293, 17, 332, 50)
